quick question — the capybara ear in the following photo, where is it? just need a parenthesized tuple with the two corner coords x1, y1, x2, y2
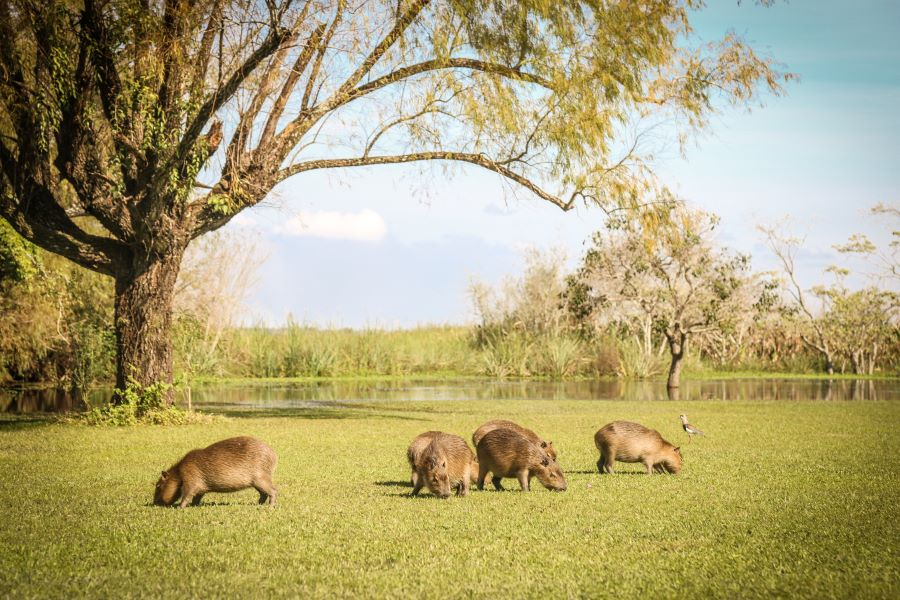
(160, 471, 168, 479)
(674, 447, 681, 454)
(441, 460, 447, 469)
(540, 455, 549, 467)
(541, 441, 548, 448)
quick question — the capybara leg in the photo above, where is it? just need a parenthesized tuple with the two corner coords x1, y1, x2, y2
(597, 456, 604, 474)
(254, 476, 278, 506)
(179, 492, 195, 509)
(517, 470, 530, 492)
(411, 480, 423, 496)
(491, 476, 504, 491)
(458, 472, 470, 497)
(410, 470, 419, 488)
(191, 494, 205, 506)
(478, 465, 489, 491)
(644, 461, 654, 475)
(602, 457, 616, 475)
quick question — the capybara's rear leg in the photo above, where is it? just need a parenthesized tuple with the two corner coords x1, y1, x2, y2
(517, 470, 530, 492)
(601, 454, 616, 475)
(477, 464, 489, 491)
(255, 476, 278, 505)
(191, 494, 205, 506)
(491, 476, 504, 491)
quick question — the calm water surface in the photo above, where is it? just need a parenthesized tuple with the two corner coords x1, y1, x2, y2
(2, 378, 898, 414)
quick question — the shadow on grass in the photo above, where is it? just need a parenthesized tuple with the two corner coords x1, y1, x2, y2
(567, 470, 662, 477)
(374, 480, 412, 488)
(0, 415, 56, 430)
(209, 404, 431, 422)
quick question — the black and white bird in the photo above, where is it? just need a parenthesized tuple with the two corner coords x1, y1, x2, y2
(679, 414, 704, 442)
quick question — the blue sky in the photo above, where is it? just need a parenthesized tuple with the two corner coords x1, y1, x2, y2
(227, 1, 900, 327)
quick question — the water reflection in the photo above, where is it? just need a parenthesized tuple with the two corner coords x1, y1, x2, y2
(1, 377, 898, 414)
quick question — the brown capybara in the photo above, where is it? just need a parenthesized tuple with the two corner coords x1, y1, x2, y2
(472, 419, 558, 461)
(594, 421, 682, 475)
(154, 436, 278, 508)
(476, 428, 567, 492)
(407, 431, 479, 488)
(411, 432, 476, 499)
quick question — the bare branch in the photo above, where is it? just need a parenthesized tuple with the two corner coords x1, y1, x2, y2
(277, 152, 575, 211)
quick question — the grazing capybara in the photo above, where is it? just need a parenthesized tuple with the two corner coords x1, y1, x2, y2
(411, 432, 476, 499)
(476, 428, 567, 492)
(472, 419, 558, 461)
(594, 421, 682, 475)
(154, 436, 278, 508)
(407, 431, 479, 488)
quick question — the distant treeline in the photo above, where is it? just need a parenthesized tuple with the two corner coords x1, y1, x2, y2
(2, 206, 898, 388)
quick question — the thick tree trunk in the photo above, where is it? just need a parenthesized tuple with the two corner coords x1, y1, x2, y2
(666, 330, 688, 389)
(667, 352, 684, 389)
(113, 249, 185, 400)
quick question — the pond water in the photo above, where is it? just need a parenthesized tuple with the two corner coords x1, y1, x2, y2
(2, 378, 898, 414)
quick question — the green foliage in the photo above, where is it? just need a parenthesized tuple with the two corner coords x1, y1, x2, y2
(0, 221, 115, 386)
(480, 330, 534, 377)
(79, 378, 210, 426)
(0, 219, 40, 282)
(1, 398, 897, 597)
(615, 337, 666, 379)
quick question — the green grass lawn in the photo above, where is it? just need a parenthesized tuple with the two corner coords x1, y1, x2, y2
(1, 398, 898, 598)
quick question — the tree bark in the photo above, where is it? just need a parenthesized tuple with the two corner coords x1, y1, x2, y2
(666, 329, 688, 389)
(113, 248, 185, 400)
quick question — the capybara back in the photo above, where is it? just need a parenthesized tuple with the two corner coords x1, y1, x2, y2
(472, 419, 557, 460)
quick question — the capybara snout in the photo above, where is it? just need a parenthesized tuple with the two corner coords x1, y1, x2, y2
(154, 436, 278, 508)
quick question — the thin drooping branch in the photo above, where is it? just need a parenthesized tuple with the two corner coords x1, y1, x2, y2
(353, 57, 554, 101)
(277, 152, 576, 211)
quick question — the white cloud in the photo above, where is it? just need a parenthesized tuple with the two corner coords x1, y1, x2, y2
(274, 209, 387, 242)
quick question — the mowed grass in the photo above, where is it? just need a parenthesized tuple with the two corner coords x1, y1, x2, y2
(0, 399, 898, 599)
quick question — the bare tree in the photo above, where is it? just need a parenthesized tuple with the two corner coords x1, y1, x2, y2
(759, 224, 837, 374)
(578, 205, 758, 388)
(173, 229, 265, 378)
(0, 0, 791, 395)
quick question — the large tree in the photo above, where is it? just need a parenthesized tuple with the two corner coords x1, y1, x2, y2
(575, 206, 758, 388)
(0, 0, 789, 393)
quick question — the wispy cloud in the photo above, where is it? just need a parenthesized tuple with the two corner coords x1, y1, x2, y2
(275, 209, 387, 242)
